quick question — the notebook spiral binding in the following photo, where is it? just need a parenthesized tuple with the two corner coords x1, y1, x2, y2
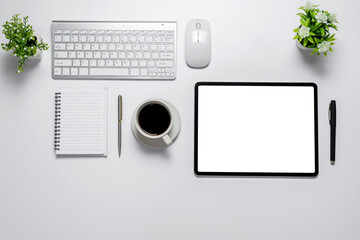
(54, 92, 61, 151)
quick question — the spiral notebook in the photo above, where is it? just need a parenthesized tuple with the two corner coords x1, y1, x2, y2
(54, 88, 108, 156)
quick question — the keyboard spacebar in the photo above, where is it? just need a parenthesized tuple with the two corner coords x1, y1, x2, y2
(89, 68, 129, 76)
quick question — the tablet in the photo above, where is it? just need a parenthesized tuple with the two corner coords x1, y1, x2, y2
(195, 82, 318, 177)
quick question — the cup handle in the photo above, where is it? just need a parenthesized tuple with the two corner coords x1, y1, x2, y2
(162, 135, 172, 145)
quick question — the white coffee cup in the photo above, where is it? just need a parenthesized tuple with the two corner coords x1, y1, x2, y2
(131, 98, 181, 147)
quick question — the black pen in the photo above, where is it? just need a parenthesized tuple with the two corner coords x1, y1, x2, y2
(328, 100, 336, 165)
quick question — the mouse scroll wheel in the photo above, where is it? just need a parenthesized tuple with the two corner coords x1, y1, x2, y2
(196, 23, 201, 29)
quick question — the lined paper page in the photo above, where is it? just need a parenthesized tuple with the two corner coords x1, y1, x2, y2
(55, 88, 107, 156)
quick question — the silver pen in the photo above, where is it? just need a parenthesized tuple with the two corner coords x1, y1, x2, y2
(118, 95, 122, 157)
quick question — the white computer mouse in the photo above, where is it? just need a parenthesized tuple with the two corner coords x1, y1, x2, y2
(185, 19, 211, 68)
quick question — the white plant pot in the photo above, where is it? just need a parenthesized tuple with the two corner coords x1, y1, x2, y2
(296, 39, 314, 51)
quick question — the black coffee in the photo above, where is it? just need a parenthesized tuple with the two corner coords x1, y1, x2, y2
(138, 103, 171, 135)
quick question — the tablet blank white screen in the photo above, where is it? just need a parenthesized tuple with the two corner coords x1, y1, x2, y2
(197, 85, 315, 173)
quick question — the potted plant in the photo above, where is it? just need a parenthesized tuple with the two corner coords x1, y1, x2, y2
(293, 1, 338, 56)
(1, 14, 49, 73)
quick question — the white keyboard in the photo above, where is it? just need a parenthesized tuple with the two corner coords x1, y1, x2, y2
(51, 21, 177, 80)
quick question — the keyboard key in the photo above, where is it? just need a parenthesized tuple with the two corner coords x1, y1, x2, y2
(130, 36, 137, 43)
(75, 44, 82, 50)
(163, 36, 174, 43)
(158, 45, 166, 51)
(118, 52, 126, 59)
(156, 61, 173, 67)
(77, 52, 85, 58)
(85, 52, 93, 58)
(83, 44, 91, 51)
(154, 36, 161, 43)
(69, 52, 76, 58)
(157, 73, 165, 77)
(90, 68, 129, 76)
(80, 30, 88, 34)
(166, 44, 174, 51)
(79, 35, 87, 42)
(54, 35, 62, 42)
(88, 35, 95, 42)
(98, 60, 105, 67)
(71, 35, 79, 42)
(94, 52, 101, 58)
(121, 36, 128, 42)
(71, 30, 79, 34)
(166, 72, 174, 77)
(63, 67, 70, 75)
(102, 52, 109, 58)
(135, 52, 143, 59)
(115, 60, 122, 67)
(131, 60, 139, 67)
(54, 51, 68, 58)
(79, 68, 89, 75)
(123, 60, 130, 67)
(71, 68, 78, 75)
(108, 44, 115, 51)
(160, 52, 174, 59)
(133, 44, 141, 51)
(81, 60, 89, 66)
(63, 35, 70, 42)
(110, 52, 117, 59)
(104, 36, 112, 42)
(106, 60, 114, 67)
(125, 44, 132, 51)
(140, 68, 148, 76)
(142, 44, 149, 51)
(113, 36, 120, 42)
(140, 60, 147, 67)
(73, 60, 80, 66)
(54, 30, 62, 34)
(166, 30, 174, 35)
(100, 44, 107, 51)
(54, 60, 72, 67)
(130, 68, 139, 76)
(63, 30, 71, 34)
(96, 36, 103, 42)
(67, 43, 74, 50)
(116, 44, 124, 50)
(54, 68, 61, 75)
(90, 60, 97, 67)
(152, 52, 159, 59)
(127, 52, 134, 59)
(92, 44, 99, 50)
(54, 44, 66, 50)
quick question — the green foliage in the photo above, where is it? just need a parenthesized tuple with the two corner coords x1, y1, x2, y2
(1, 14, 49, 73)
(293, 2, 339, 56)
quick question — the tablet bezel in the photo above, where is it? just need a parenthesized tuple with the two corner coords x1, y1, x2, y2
(194, 82, 319, 177)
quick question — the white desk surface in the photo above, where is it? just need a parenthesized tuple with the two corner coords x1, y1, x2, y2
(1, 0, 359, 239)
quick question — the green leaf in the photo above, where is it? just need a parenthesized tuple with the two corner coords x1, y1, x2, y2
(303, 38, 308, 47)
(314, 37, 320, 44)
(309, 32, 315, 36)
(293, 35, 300, 40)
(320, 28, 325, 36)
(305, 18, 310, 27)
(329, 48, 333, 52)
(300, 19, 306, 26)
(293, 28, 299, 33)
(324, 52, 327, 57)
(308, 36, 314, 43)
